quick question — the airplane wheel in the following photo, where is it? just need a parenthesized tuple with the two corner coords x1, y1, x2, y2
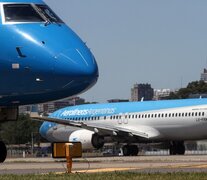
(0, 141, 7, 163)
(177, 142, 185, 155)
(169, 141, 185, 155)
(123, 145, 130, 156)
(123, 145, 138, 156)
(169, 145, 176, 155)
(131, 145, 139, 156)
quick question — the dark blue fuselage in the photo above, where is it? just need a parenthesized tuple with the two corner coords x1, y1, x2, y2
(0, 0, 98, 106)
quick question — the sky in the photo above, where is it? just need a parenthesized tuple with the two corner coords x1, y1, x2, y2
(45, 0, 207, 103)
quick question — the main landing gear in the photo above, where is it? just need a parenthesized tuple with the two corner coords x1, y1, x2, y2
(169, 141, 185, 155)
(122, 145, 139, 156)
(0, 141, 7, 163)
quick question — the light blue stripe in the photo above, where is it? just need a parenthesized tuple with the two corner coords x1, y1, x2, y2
(50, 98, 207, 118)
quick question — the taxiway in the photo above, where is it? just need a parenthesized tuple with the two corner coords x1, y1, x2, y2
(1, 155, 207, 174)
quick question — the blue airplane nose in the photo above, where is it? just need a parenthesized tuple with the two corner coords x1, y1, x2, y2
(54, 48, 98, 78)
(52, 47, 99, 94)
(39, 122, 55, 141)
(39, 122, 49, 139)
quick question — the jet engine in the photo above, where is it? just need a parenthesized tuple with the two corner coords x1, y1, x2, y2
(69, 129, 105, 150)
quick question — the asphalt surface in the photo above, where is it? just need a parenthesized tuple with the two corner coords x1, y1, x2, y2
(1, 155, 207, 174)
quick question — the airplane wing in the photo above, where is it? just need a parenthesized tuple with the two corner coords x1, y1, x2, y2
(33, 116, 159, 139)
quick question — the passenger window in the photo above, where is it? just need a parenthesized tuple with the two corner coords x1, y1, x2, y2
(148, 114, 150, 118)
(202, 112, 205, 116)
(155, 114, 157, 118)
(145, 114, 147, 118)
(165, 114, 167, 117)
(199, 112, 201, 116)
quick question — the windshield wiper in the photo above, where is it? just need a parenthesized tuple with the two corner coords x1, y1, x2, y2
(44, 19, 51, 26)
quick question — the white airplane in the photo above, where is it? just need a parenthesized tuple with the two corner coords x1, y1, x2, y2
(37, 98, 207, 156)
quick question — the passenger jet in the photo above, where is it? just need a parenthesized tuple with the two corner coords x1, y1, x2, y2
(0, 0, 98, 162)
(38, 98, 207, 156)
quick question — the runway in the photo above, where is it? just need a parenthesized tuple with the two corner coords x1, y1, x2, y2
(1, 155, 207, 174)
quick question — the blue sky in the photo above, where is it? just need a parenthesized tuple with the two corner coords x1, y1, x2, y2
(45, 0, 207, 102)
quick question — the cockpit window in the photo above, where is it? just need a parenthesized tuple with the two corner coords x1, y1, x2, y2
(3, 4, 44, 22)
(35, 4, 63, 23)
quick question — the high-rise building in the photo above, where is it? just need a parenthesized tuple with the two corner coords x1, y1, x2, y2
(131, 83, 154, 101)
(200, 68, 207, 82)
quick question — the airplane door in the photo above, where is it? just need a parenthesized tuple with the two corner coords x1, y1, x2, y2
(123, 114, 128, 124)
(118, 114, 122, 124)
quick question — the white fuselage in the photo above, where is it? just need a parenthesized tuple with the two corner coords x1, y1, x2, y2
(47, 104, 207, 145)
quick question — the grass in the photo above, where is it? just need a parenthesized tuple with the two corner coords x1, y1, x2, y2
(0, 172, 207, 180)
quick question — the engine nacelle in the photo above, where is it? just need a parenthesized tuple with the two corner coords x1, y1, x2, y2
(69, 129, 94, 149)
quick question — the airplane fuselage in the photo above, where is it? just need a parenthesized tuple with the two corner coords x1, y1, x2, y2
(0, 0, 98, 106)
(0, 0, 98, 163)
(40, 98, 207, 150)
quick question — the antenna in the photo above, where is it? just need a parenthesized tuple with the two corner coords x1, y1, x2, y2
(180, 77, 183, 88)
(206, 56, 207, 68)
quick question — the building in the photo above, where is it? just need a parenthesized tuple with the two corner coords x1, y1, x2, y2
(200, 68, 207, 82)
(107, 99, 129, 103)
(153, 89, 171, 100)
(131, 83, 154, 101)
(41, 97, 86, 115)
(19, 97, 86, 115)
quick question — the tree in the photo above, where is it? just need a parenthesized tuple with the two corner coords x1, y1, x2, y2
(166, 81, 207, 99)
(0, 114, 42, 145)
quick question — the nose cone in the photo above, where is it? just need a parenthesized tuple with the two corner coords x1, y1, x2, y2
(59, 48, 98, 78)
(54, 47, 99, 92)
(39, 122, 52, 140)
